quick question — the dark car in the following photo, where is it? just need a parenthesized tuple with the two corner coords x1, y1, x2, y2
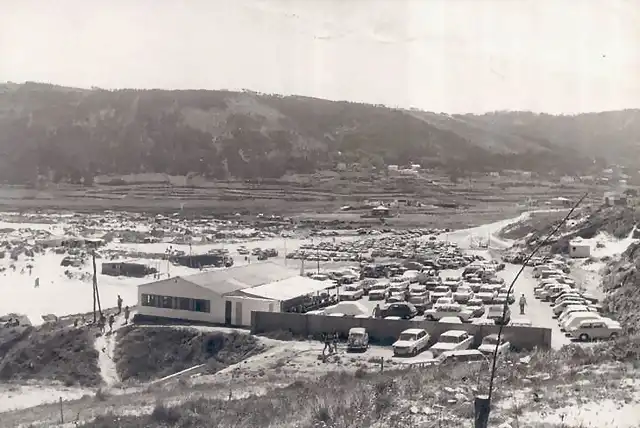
(381, 302, 418, 320)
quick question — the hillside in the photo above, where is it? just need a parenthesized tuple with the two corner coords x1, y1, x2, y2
(462, 111, 640, 169)
(0, 82, 620, 184)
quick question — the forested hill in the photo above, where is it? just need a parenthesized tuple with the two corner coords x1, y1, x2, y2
(0, 82, 633, 184)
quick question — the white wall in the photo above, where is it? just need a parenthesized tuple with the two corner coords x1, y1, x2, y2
(137, 277, 226, 324)
(224, 295, 277, 327)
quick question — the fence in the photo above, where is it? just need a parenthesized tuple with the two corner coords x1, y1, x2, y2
(251, 311, 552, 350)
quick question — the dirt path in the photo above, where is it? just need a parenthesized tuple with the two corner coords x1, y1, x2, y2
(93, 311, 132, 388)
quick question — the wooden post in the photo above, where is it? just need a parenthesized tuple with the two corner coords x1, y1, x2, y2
(474, 395, 490, 428)
(59, 397, 64, 423)
(92, 252, 103, 317)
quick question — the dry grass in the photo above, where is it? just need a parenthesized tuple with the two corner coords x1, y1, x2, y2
(0, 324, 100, 387)
(75, 336, 640, 428)
(114, 326, 266, 382)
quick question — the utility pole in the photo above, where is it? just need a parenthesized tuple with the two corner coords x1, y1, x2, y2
(92, 251, 103, 320)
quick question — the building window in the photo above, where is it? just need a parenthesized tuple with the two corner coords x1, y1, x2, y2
(194, 299, 210, 313)
(177, 297, 191, 311)
(161, 296, 174, 309)
(141, 294, 157, 307)
(140, 293, 210, 313)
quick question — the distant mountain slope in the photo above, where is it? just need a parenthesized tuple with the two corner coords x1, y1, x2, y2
(460, 111, 640, 168)
(0, 82, 627, 184)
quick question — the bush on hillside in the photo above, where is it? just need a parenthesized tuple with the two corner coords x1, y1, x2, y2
(0, 325, 100, 387)
(114, 326, 265, 382)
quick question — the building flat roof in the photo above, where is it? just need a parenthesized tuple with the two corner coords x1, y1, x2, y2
(240, 276, 334, 301)
(181, 261, 298, 296)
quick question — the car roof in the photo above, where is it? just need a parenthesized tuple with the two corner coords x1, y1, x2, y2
(484, 333, 499, 340)
(402, 328, 426, 334)
(441, 329, 468, 337)
(349, 327, 366, 334)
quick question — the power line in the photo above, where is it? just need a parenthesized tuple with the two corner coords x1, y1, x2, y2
(477, 192, 588, 427)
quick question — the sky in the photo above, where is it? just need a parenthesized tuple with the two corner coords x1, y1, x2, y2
(1, 0, 639, 114)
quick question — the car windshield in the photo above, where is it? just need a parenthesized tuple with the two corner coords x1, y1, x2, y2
(399, 333, 417, 341)
(439, 335, 462, 343)
(435, 286, 449, 292)
(349, 332, 365, 339)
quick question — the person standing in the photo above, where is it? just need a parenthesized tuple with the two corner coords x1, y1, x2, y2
(117, 295, 123, 315)
(373, 304, 381, 319)
(322, 333, 331, 354)
(108, 314, 115, 333)
(124, 306, 130, 325)
(332, 332, 339, 354)
(519, 293, 527, 315)
(99, 314, 106, 334)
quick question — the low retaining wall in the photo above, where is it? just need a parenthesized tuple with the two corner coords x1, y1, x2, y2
(251, 312, 552, 350)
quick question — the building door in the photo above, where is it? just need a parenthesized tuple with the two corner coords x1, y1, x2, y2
(224, 301, 232, 325)
(235, 302, 243, 326)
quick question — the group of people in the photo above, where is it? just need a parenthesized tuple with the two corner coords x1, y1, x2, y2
(96, 294, 130, 334)
(321, 332, 339, 355)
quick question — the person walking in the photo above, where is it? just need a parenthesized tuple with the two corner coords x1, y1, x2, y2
(124, 306, 130, 325)
(108, 314, 115, 333)
(373, 304, 381, 319)
(99, 314, 106, 334)
(332, 332, 339, 354)
(519, 293, 527, 315)
(117, 295, 123, 315)
(322, 332, 331, 354)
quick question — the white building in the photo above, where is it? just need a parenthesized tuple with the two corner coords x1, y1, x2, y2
(569, 239, 591, 258)
(137, 262, 333, 327)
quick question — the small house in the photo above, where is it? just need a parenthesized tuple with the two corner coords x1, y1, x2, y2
(371, 205, 391, 217)
(569, 240, 591, 258)
(603, 192, 628, 207)
(102, 261, 156, 278)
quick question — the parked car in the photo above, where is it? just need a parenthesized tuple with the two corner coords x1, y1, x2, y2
(423, 304, 474, 322)
(393, 328, 430, 357)
(552, 299, 588, 317)
(368, 283, 390, 300)
(438, 349, 487, 365)
(439, 316, 463, 324)
(430, 285, 453, 303)
(486, 304, 511, 325)
(340, 284, 365, 301)
(478, 334, 511, 356)
(453, 285, 474, 303)
(466, 299, 486, 318)
(561, 313, 603, 331)
(430, 330, 474, 357)
(407, 295, 430, 314)
(347, 327, 369, 352)
(567, 319, 622, 341)
(380, 302, 418, 320)
(476, 286, 498, 304)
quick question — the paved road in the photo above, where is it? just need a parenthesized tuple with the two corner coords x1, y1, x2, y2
(496, 263, 571, 349)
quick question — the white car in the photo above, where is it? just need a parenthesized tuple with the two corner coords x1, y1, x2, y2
(424, 304, 474, 322)
(558, 306, 598, 324)
(430, 330, 474, 357)
(453, 285, 474, 303)
(439, 316, 463, 324)
(478, 334, 511, 355)
(567, 319, 622, 341)
(340, 284, 364, 301)
(430, 286, 453, 303)
(476, 286, 498, 303)
(368, 283, 390, 300)
(393, 328, 431, 357)
(562, 313, 603, 331)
